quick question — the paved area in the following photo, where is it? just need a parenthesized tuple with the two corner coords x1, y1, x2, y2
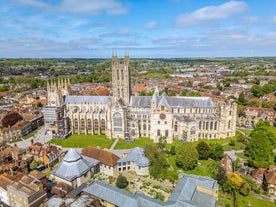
(16, 127, 52, 149)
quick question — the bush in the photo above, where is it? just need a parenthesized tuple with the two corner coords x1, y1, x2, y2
(116, 175, 129, 189)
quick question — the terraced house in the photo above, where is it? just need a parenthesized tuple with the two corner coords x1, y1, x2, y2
(43, 53, 237, 143)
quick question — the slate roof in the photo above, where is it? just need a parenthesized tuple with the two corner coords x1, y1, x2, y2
(52, 149, 99, 182)
(118, 147, 150, 167)
(83, 173, 218, 207)
(130, 94, 215, 109)
(65, 96, 112, 104)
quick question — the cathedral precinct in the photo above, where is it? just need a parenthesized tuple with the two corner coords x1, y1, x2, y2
(43, 53, 237, 143)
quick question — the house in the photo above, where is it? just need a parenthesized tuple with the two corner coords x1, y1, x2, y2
(263, 167, 276, 195)
(51, 148, 99, 189)
(7, 174, 47, 207)
(220, 153, 234, 175)
(83, 173, 218, 207)
(117, 147, 150, 176)
(82, 147, 120, 176)
(27, 142, 62, 167)
(251, 168, 265, 188)
(0, 174, 13, 205)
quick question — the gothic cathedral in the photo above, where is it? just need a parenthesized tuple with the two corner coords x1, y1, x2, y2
(43, 53, 237, 143)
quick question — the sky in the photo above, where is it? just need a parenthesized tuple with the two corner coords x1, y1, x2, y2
(0, 0, 276, 58)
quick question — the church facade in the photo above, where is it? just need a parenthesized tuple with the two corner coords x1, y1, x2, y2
(43, 54, 237, 143)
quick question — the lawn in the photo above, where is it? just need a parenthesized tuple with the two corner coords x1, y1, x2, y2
(239, 128, 253, 137)
(236, 193, 275, 207)
(114, 138, 154, 149)
(50, 134, 114, 149)
(167, 155, 219, 178)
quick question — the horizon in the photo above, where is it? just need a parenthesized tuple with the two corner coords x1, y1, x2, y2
(1, 0, 276, 58)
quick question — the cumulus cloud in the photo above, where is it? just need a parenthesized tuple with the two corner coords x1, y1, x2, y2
(144, 21, 157, 30)
(11, 0, 129, 15)
(173, 1, 249, 27)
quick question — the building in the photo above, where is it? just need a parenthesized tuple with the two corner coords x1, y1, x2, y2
(43, 54, 237, 143)
(26, 141, 62, 167)
(7, 174, 47, 207)
(82, 147, 120, 177)
(83, 173, 218, 207)
(117, 147, 150, 176)
(263, 167, 276, 195)
(51, 148, 99, 189)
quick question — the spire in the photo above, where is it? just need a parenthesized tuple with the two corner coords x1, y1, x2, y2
(154, 85, 159, 96)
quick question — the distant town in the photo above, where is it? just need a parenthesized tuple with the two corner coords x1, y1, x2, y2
(0, 56, 276, 207)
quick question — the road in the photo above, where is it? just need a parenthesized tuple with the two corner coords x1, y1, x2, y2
(16, 127, 52, 149)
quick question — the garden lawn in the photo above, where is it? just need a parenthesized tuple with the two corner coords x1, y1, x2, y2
(50, 134, 114, 149)
(236, 193, 275, 207)
(114, 138, 154, 149)
(239, 128, 253, 137)
(167, 155, 219, 178)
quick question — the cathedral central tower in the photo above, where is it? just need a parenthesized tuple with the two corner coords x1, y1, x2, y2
(111, 52, 131, 105)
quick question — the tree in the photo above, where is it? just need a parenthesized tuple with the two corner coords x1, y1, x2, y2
(170, 146, 176, 155)
(209, 144, 224, 160)
(144, 144, 169, 179)
(228, 173, 243, 188)
(215, 166, 227, 185)
(234, 158, 242, 171)
(116, 175, 129, 189)
(196, 141, 211, 160)
(238, 92, 246, 105)
(239, 181, 250, 196)
(29, 160, 39, 170)
(175, 143, 199, 170)
(222, 180, 235, 193)
(244, 120, 276, 166)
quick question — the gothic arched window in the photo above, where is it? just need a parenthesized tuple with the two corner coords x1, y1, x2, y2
(87, 119, 92, 131)
(94, 119, 99, 131)
(113, 113, 122, 132)
(80, 119, 85, 132)
(101, 119, 105, 132)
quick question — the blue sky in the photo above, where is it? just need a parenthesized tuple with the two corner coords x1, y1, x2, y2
(0, 0, 276, 58)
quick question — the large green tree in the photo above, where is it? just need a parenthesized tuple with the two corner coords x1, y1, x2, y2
(209, 144, 224, 161)
(244, 121, 276, 167)
(144, 144, 169, 179)
(215, 166, 227, 185)
(196, 141, 211, 160)
(175, 143, 199, 170)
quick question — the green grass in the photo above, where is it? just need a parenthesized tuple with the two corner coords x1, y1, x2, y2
(239, 129, 253, 137)
(222, 141, 246, 151)
(167, 155, 219, 178)
(114, 138, 154, 149)
(184, 159, 219, 177)
(236, 193, 275, 207)
(22, 126, 42, 140)
(50, 134, 114, 149)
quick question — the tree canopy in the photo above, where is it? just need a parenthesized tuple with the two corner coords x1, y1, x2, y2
(175, 143, 199, 170)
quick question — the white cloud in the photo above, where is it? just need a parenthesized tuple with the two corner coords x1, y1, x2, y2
(144, 21, 157, 30)
(173, 1, 249, 27)
(11, 0, 129, 15)
(101, 28, 134, 37)
(59, 0, 129, 15)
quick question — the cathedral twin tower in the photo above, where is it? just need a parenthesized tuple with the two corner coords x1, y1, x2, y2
(43, 53, 237, 143)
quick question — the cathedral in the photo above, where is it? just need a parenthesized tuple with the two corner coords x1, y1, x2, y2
(43, 54, 237, 143)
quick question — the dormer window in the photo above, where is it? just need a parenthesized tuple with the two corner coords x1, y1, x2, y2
(161, 105, 165, 111)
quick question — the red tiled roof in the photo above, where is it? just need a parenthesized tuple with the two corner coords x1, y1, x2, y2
(82, 147, 119, 167)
